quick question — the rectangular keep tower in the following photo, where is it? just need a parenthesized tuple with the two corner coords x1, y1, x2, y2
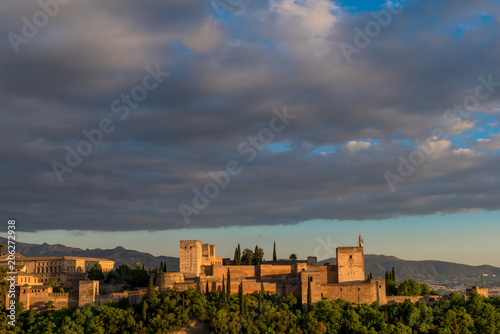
(180, 240, 203, 277)
(337, 246, 365, 283)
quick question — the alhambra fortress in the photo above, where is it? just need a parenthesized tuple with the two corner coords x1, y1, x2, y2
(160, 237, 388, 308)
(2, 237, 482, 310)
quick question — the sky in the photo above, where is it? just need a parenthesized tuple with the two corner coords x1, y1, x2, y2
(1, 0, 500, 266)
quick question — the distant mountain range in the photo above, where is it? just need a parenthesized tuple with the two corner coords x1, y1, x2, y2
(2, 237, 499, 286)
(320, 255, 500, 284)
(0, 237, 178, 271)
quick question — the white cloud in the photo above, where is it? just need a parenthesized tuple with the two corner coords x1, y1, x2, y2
(475, 135, 500, 151)
(270, 0, 338, 56)
(345, 141, 371, 156)
(452, 148, 482, 158)
(180, 19, 225, 54)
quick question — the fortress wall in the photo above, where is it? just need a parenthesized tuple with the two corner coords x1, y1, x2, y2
(306, 265, 339, 284)
(259, 265, 293, 278)
(320, 280, 385, 305)
(212, 265, 257, 279)
(97, 291, 147, 305)
(292, 263, 308, 275)
(28, 292, 77, 309)
(337, 247, 365, 283)
(158, 272, 185, 291)
(285, 282, 301, 299)
(78, 280, 99, 307)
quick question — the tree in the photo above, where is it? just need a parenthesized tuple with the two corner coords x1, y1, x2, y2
(234, 244, 241, 265)
(397, 279, 422, 296)
(241, 248, 254, 265)
(421, 283, 431, 296)
(385, 270, 397, 296)
(142, 301, 148, 321)
(206, 281, 209, 294)
(253, 245, 264, 265)
(238, 280, 244, 314)
(307, 277, 312, 305)
(146, 277, 156, 300)
(243, 295, 248, 317)
(87, 263, 104, 281)
(48, 277, 61, 289)
(289, 253, 297, 261)
(273, 241, 277, 262)
(441, 308, 474, 334)
(45, 300, 55, 309)
(221, 275, 226, 305)
(226, 268, 231, 295)
(28, 306, 35, 325)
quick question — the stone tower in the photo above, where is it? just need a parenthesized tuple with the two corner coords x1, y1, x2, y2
(336, 246, 365, 283)
(180, 240, 202, 277)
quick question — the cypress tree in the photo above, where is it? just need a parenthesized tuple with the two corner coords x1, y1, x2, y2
(163, 262, 167, 272)
(206, 281, 209, 295)
(28, 306, 34, 325)
(273, 241, 277, 262)
(234, 247, 239, 265)
(142, 301, 148, 321)
(254, 245, 262, 265)
(238, 280, 244, 314)
(222, 275, 226, 305)
(391, 267, 396, 282)
(237, 244, 241, 264)
(227, 268, 231, 296)
(307, 278, 312, 305)
(146, 277, 155, 300)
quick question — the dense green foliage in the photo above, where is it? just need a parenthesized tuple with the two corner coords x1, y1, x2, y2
(3, 287, 500, 334)
(87, 264, 104, 281)
(253, 246, 264, 265)
(241, 248, 254, 265)
(103, 264, 149, 288)
(397, 279, 431, 297)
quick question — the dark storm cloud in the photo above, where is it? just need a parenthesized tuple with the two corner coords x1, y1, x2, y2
(1, 0, 500, 231)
